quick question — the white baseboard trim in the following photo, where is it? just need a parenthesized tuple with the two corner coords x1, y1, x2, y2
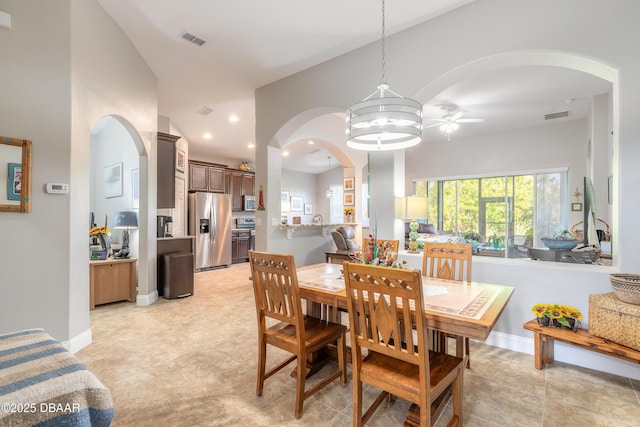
(483, 330, 640, 380)
(137, 290, 158, 306)
(63, 328, 92, 354)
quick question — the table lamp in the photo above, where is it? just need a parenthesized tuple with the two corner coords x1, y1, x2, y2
(399, 196, 428, 253)
(113, 210, 138, 258)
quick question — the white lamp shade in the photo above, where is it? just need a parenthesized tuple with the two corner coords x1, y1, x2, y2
(396, 196, 428, 219)
(113, 211, 138, 229)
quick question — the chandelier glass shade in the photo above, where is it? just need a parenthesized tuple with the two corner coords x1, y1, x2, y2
(345, 0, 423, 151)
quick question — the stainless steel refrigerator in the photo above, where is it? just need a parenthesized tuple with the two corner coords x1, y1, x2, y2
(188, 192, 232, 270)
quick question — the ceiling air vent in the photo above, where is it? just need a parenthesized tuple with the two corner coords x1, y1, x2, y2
(179, 31, 206, 46)
(197, 106, 213, 116)
(544, 110, 570, 120)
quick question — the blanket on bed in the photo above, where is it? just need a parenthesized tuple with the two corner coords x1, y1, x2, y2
(0, 328, 114, 426)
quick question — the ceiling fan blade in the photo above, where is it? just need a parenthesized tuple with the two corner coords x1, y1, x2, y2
(423, 122, 443, 129)
(424, 118, 446, 122)
(457, 118, 485, 123)
(450, 111, 466, 121)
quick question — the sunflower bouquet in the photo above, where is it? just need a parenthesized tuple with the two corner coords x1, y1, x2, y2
(532, 303, 583, 331)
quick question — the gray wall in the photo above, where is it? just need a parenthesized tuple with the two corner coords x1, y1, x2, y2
(0, 0, 157, 348)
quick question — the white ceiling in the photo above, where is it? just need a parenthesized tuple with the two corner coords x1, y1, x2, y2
(97, 0, 611, 174)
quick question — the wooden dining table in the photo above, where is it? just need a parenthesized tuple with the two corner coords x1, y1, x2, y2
(295, 262, 515, 426)
(297, 262, 514, 341)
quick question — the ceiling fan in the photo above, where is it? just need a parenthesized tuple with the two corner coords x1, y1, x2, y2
(424, 105, 485, 141)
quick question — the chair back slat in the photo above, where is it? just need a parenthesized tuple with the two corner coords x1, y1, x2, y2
(249, 251, 303, 327)
(422, 242, 473, 282)
(344, 263, 427, 366)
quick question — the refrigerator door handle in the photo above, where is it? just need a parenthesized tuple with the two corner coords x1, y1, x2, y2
(210, 204, 216, 244)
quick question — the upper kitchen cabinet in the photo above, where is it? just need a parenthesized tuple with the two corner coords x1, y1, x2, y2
(157, 132, 180, 209)
(228, 169, 255, 211)
(188, 161, 226, 193)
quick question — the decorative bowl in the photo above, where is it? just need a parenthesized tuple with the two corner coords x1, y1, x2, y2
(541, 238, 580, 250)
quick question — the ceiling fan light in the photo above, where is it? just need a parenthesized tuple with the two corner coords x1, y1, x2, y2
(440, 122, 459, 133)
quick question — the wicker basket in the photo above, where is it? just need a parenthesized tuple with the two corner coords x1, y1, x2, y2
(571, 218, 611, 242)
(589, 293, 640, 351)
(610, 274, 640, 305)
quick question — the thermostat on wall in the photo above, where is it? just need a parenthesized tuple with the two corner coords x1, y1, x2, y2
(45, 183, 69, 194)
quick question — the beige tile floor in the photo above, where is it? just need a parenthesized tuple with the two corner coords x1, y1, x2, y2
(77, 263, 640, 426)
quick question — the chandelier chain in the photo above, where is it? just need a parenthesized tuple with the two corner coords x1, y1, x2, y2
(380, 0, 386, 84)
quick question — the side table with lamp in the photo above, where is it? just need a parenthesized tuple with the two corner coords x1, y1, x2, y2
(89, 211, 138, 309)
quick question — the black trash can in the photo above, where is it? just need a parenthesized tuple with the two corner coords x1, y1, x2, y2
(160, 252, 194, 299)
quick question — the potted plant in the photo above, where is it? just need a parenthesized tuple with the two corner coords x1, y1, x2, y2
(488, 234, 504, 249)
(531, 303, 583, 331)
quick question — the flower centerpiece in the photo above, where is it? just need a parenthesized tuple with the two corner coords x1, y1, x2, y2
(350, 218, 408, 269)
(531, 303, 583, 331)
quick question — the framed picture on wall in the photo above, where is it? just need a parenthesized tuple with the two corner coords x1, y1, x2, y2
(571, 202, 582, 211)
(344, 191, 355, 206)
(304, 203, 313, 215)
(104, 162, 123, 198)
(176, 148, 185, 173)
(290, 196, 303, 212)
(281, 190, 289, 201)
(344, 177, 354, 191)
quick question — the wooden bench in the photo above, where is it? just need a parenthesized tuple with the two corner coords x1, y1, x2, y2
(523, 319, 640, 369)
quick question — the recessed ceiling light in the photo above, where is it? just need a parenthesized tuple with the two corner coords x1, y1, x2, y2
(308, 140, 314, 145)
(282, 150, 289, 157)
(229, 115, 239, 123)
(203, 133, 212, 140)
(248, 143, 255, 149)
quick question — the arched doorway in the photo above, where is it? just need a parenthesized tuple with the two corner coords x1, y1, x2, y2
(89, 115, 149, 305)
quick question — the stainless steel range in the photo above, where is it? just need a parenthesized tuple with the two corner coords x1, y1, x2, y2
(236, 217, 255, 250)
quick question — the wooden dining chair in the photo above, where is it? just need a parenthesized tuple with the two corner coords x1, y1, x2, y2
(343, 262, 464, 427)
(422, 242, 473, 367)
(248, 250, 347, 419)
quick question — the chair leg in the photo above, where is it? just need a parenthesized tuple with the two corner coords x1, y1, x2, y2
(451, 366, 463, 426)
(256, 338, 267, 396)
(337, 333, 347, 386)
(294, 351, 307, 419)
(352, 365, 363, 427)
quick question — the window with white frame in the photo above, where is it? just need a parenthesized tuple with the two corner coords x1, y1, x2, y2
(414, 170, 568, 258)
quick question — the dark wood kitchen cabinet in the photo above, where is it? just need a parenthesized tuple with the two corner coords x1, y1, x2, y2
(227, 169, 255, 211)
(188, 161, 226, 192)
(157, 132, 180, 208)
(231, 230, 250, 263)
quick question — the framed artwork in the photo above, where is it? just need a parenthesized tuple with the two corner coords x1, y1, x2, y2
(281, 190, 289, 201)
(104, 162, 123, 198)
(131, 168, 140, 209)
(344, 191, 355, 206)
(343, 177, 355, 191)
(290, 196, 303, 212)
(7, 162, 21, 201)
(571, 202, 582, 211)
(304, 203, 313, 215)
(176, 148, 185, 173)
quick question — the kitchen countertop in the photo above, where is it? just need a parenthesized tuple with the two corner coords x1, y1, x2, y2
(157, 235, 195, 240)
(279, 223, 359, 239)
